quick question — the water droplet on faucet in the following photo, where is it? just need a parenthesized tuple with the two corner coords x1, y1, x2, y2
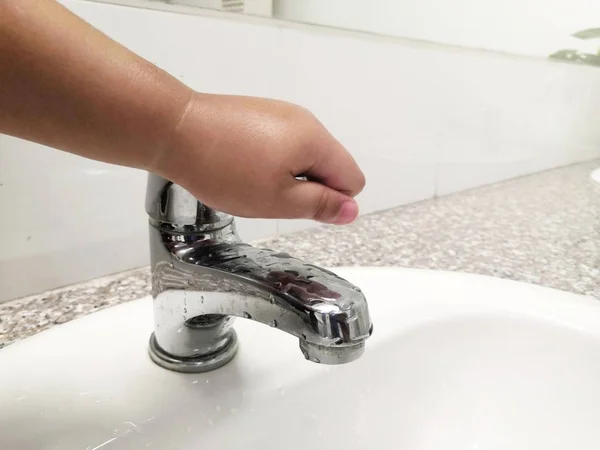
(242, 312, 252, 319)
(269, 319, 278, 328)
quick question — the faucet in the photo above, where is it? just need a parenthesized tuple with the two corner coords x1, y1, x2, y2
(145, 174, 373, 373)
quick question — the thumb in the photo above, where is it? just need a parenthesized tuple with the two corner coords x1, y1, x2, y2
(281, 180, 360, 225)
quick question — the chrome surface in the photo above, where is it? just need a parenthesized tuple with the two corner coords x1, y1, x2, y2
(145, 174, 372, 373)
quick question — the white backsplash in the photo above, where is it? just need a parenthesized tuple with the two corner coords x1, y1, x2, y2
(1, 0, 599, 302)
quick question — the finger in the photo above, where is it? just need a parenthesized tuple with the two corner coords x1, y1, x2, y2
(279, 179, 360, 225)
(300, 132, 366, 197)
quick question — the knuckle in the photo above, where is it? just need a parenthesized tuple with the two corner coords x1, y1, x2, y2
(313, 189, 330, 220)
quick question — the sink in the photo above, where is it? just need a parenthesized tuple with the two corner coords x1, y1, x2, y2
(2, 267, 600, 450)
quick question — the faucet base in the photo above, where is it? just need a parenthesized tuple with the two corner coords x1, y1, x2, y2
(148, 330, 238, 373)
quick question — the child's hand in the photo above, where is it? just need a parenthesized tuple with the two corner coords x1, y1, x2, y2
(155, 94, 365, 225)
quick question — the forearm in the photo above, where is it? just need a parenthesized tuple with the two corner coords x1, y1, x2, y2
(0, 0, 192, 170)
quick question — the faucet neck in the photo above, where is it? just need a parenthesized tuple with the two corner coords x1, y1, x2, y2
(145, 173, 232, 232)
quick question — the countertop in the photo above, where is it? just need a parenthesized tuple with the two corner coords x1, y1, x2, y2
(1, 160, 598, 349)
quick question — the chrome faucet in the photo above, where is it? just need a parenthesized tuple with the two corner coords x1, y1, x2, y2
(145, 174, 372, 373)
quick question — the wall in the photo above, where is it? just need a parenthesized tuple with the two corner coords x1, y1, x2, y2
(1, 0, 600, 302)
(274, 0, 600, 59)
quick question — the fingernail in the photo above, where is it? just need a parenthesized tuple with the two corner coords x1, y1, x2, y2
(333, 200, 359, 225)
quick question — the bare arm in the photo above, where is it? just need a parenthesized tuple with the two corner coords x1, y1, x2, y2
(0, 0, 191, 170)
(0, 0, 365, 224)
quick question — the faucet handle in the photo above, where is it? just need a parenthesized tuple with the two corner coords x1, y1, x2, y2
(145, 173, 232, 231)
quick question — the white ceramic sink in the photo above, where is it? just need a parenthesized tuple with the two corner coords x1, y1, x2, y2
(2, 267, 600, 450)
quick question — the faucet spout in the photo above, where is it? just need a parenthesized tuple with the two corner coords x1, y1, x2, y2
(146, 174, 372, 373)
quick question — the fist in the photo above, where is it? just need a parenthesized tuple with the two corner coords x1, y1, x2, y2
(154, 93, 365, 225)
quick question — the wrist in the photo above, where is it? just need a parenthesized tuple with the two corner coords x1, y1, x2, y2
(149, 92, 214, 189)
(139, 75, 195, 173)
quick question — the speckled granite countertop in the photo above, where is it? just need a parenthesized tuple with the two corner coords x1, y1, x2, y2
(1, 160, 599, 348)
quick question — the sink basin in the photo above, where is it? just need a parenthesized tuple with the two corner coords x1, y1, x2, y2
(2, 267, 600, 450)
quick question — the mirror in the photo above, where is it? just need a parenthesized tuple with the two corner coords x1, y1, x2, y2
(96, 0, 600, 67)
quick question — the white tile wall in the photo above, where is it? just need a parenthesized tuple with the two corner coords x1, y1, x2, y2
(1, 0, 599, 302)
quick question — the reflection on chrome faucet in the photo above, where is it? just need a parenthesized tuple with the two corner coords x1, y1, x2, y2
(145, 174, 373, 373)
